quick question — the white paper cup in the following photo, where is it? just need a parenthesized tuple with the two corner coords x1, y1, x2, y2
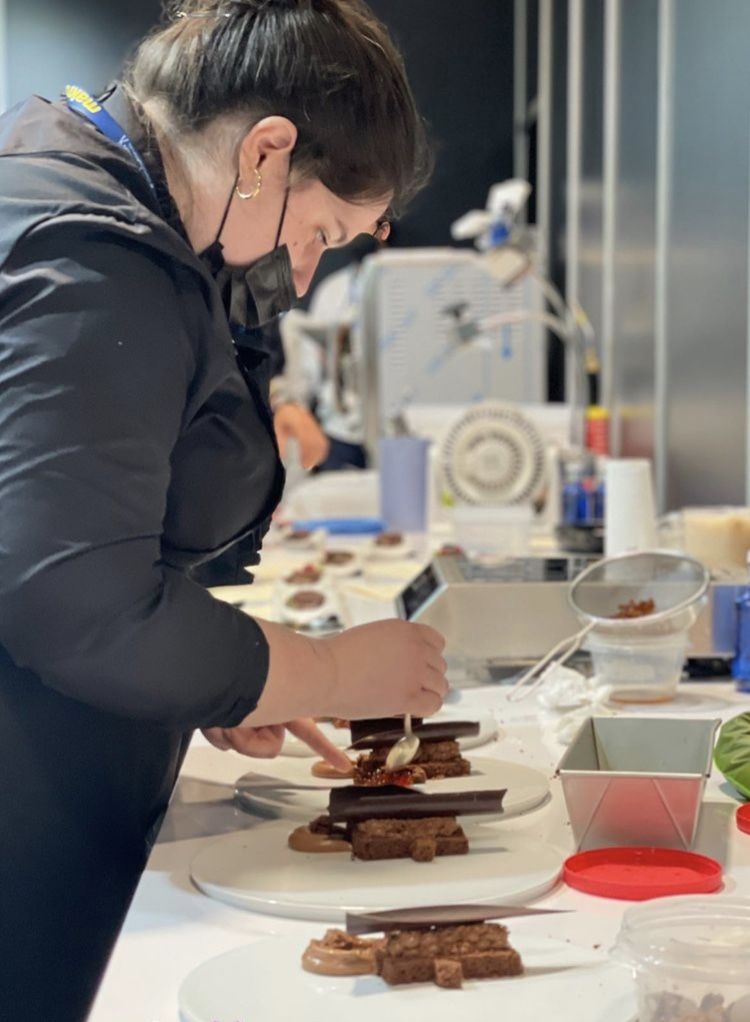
(605, 459, 658, 557)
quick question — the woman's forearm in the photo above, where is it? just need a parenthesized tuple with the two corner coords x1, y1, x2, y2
(245, 619, 338, 725)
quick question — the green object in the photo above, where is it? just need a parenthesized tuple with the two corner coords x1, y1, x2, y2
(714, 712, 750, 799)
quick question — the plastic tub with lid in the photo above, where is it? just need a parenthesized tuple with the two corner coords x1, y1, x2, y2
(612, 896, 750, 1022)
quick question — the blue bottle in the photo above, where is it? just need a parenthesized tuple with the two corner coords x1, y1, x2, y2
(732, 556, 750, 691)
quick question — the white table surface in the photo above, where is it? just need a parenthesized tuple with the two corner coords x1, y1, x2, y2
(88, 671, 750, 1022)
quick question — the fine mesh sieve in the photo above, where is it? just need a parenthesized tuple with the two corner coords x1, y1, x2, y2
(507, 551, 710, 701)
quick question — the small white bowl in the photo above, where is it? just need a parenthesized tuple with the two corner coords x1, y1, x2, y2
(319, 548, 363, 578)
(276, 588, 339, 628)
(367, 531, 414, 560)
(280, 527, 326, 552)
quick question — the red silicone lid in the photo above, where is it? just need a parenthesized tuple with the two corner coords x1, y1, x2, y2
(563, 847, 723, 901)
(737, 804, 750, 835)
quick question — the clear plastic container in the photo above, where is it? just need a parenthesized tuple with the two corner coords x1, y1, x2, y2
(659, 506, 750, 576)
(612, 896, 750, 1022)
(587, 630, 690, 702)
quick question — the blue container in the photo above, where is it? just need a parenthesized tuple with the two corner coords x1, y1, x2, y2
(733, 585, 750, 691)
(379, 436, 431, 532)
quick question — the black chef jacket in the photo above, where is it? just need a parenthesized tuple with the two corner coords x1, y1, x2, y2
(0, 87, 284, 1020)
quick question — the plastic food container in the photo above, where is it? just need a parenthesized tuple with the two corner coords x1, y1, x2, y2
(612, 896, 750, 1022)
(587, 630, 690, 702)
(659, 506, 750, 575)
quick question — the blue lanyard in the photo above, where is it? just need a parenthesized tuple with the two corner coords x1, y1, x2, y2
(64, 85, 158, 201)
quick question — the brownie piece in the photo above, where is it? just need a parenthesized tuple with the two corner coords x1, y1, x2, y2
(352, 763, 428, 787)
(417, 760, 471, 780)
(364, 740, 463, 764)
(375, 924, 524, 988)
(350, 817, 469, 862)
(383, 924, 510, 956)
(434, 959, 463, 989)
(355, 739, 471, 782)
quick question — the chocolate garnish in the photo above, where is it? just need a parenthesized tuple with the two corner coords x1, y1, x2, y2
(350, 717, 423, 742)
(349, 717, 480, 750)
(346, 903, 568, 935)
(328, 785, 506, 822)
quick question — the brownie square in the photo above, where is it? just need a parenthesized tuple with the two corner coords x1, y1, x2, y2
(376, 953, 435, 986)
(375, 926, 524, 988)
(461, 949, 523, 980)
(349, 817, 469, 862)
(434, 958, 464, 989)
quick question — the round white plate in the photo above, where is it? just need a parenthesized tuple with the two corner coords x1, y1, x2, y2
(280, 708, 499, 757)
(234, 756, 550, 822)
(190, 822, 564, 921)
(179, 935, 637, 1022)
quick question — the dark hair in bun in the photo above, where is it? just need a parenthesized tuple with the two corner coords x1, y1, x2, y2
(127, 0, 431, 215)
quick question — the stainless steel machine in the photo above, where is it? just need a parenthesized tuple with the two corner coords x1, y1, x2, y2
(397, 552, 741, 677)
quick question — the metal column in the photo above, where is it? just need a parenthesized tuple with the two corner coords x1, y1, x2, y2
(566, 0, 584, 414)
(654, 0, 674, 513)
(601, 0, 621, 445)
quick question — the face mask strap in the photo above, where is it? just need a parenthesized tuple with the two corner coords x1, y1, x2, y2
(273, 182, 290, 250)
(214, 173, 239, 247)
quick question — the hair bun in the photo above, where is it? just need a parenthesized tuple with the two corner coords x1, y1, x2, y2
(169, 0, 300, 20)
(229, 0, 301, 10)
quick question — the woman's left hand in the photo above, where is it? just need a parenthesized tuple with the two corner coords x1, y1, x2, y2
(201, 717, 352, 770)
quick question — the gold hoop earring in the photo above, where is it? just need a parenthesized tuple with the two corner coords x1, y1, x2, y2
(236, 168, 262, 200)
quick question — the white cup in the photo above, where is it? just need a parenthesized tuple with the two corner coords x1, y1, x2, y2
(605, 458, 658, 557)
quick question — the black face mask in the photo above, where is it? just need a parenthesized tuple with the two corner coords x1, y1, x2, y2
(200, 173, 296, 330)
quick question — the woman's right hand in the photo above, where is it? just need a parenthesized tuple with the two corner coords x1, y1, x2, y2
(319, 620, 448, 720)
(246, 618, 448, 727)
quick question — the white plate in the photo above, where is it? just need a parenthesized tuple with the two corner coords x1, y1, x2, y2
(280, 709, 499, 757)
(190, 822, 564, 921)
(234, 756, 550, 822)
(179, 934, 637, 1022)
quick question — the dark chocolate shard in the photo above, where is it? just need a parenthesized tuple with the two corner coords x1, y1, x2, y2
(328, 785, 506, 822)
(346, 903, 570, 935)
(349, 718, 423, 744)
(349, 717, 480, 750)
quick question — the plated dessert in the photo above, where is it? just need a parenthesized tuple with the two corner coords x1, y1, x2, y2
(368, 530, 413, 560)
(288, 785, 506, 863)
(277, 588, 340, 629)
(280, 526, 326, 555)
(283, 564, 324, 587)
(302, 905, 524, 989)
(349, 717, 478, 782)
(321, 548, 362, 578)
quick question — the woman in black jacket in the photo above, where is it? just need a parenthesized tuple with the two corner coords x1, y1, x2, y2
(0, 2, 446, 1017)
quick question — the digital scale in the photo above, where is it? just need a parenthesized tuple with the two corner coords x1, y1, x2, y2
(397, 552, 741, 677)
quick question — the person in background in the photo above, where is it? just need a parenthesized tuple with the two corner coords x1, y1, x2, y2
(280, 232, 383, 470)
(0, 1, 440, 1017)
